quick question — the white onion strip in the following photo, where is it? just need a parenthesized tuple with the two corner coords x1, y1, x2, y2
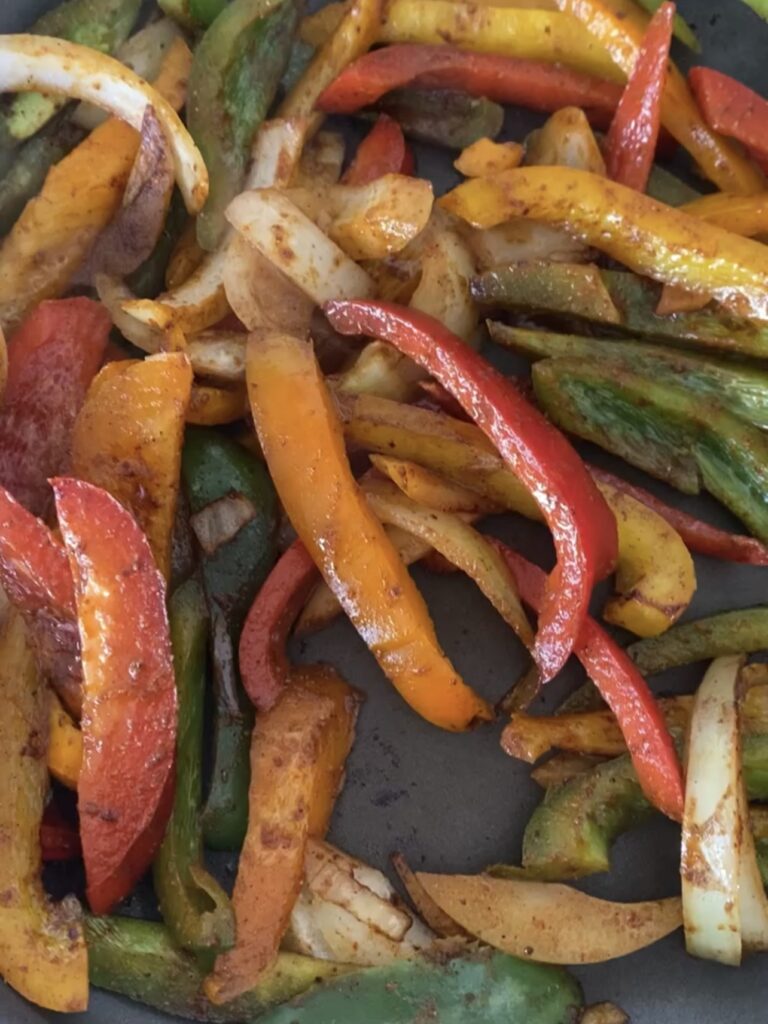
(681, 655, 744, 966)
(0, 34, 207, 213)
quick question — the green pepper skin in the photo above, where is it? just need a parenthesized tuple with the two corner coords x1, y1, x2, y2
(258, 950, 583, 1024)
(634, 0, 700, 50)
(629, 608, 768, 676)
(154, 580, 234, 956)
(181, 428, 278, 850)
(85, 916, 348, 1022)
(645, 166, 701, 206)
(188, 0, 300, 251)
(532, 357, 768, 541)
(473, 268, 619, 325)
(0, 116, 85, 237)
(363, 89, 504, 149)
(1, 0, 141, 146)
(159, 0, 229, 29)
(489, 322, 768, 431)
(601, 271, 768, 359)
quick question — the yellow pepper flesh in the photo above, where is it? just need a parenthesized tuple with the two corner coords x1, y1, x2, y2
(0, 608, 87, 1012)
(681, 192, 768, 237)
(555, 0, 764, 195)
(48, 694, 83, 790)
(440, 166, 768, 319)
(247, 334, 492, 731)
(379, 0, 622, 82)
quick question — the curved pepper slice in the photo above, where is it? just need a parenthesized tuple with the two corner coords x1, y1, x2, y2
(317, 43, 623, 123)
(441, 167, 768, 319)
(0, 297, 110, 516)
(342, 115, 413, 185)
(605, 2, 673, 192)
(247, 332, 491, 729)
(555, 0, 765, 194)
(239, 539, 318, 713)
(325, 301, 617, 682)
(689, 67, 768, 172)
(492, 539, 684, 822)
(0, 483, 81, 717)
(53, 477, 177, 915)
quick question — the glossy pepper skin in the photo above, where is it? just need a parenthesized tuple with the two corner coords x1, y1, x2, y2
(181, 428, 278, 850)
(689, 66, 768, 171)
(532, 357, 768, 544)
(605, 2, 673, 192)
(493, 540, 684, 822)
(363, 89, 504, 150)
(85, 916, 349, 1022)
(53, 477, 177, 915)
(318, 43, 622, 124)
(188, 0, 299, 250)
(258, 949, 583, 1024)
(342, 115, 414, 185)
(325, 300, 618, 683)
(629, 608, 768, 677)
(154, 579, 234, 956)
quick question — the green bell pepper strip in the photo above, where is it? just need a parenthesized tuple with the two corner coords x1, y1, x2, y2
(154, 579, 234, 956)
(532, 357, 768, 542)
(159, 0, 229, 29)
(85, 916, 349, 1022)
(0, 116, 85, 237)
(629, 607, 768, 676)
(645, 165, 700, 207)
(257, 949, 582, 1024)
(740, 0, 768, 21)
(0, 0, 141, 147)
(634, 0, 700, 51)
(489, 321, 768, 431)
(601, 270, 768, 359)
(496, 739, 768, 882)
(360, 89, 504, 150)
(472, 265, 620, 325)
(188, 0, 300, 251)
(181, 427, 278, 850)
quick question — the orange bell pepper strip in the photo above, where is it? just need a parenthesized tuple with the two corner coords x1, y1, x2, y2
(440, 166, 768, 319)
(186, 383, 249, 426)
(493, 539, 684, 822)
(588, 466, 768, 567)
(0, 606, 87, 1012)
(605, 2, 674, 192)
(680, 191, 768, 237)
(204, 683, 337, 1003)
(689, 66, 768, 172)
(0, 298, 110, 517)
(71, 352, 192, 580)
(247, 333, 491, 730)
(0, 484, 81, 717)
(555, 0, 765, 194)
(325, 301, 617, 683)
(239, 539, 319, 713)
(52, 477, 177, 915)
(318, 43, 624, 125)
(342, 115, 414, 185)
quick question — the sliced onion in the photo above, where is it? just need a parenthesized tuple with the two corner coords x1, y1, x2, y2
(189, 494, 256, 556)
(285, 840, 435, 966)
(0, 35, 207, 213)
(681, 655, 744, 965)
(186, 333, 246, 384)
(223, 233, 314, 336)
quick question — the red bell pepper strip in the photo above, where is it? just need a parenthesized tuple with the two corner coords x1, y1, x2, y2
(324, 300, 618, 682)
(41, 804, 82, 863)
(52, 477, 177, 915)
(588, 466, 768, 567)
(689, 66, 768, 171)
(0, 298, 110, 517)
(342, 115, 415, 185)
(493, 538, 684, 821)
(239, 539, 318, 713)
(0, 484, 81, 717)
(316, 44, 623, 127)
(606, 2, 675, 192)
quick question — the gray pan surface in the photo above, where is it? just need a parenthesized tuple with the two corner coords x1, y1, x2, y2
(2, 0, 768, 1019)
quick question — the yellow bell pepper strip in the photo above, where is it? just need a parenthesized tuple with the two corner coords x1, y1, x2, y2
(455, 138, 524, 178)
(186, 383, 249, 425)
(0, 605, 88, 1012)
(247, 332, 492, 730)
(553, 0, 765, 194)
(378, 0, 621, 82)
(440, 167, 768, 320)
(71, 352, 193, 581)
(53, 477, 177, 916)
(325, 301, 618, 683)
(48, 694, 83, 790)
(279, 0, 383, 132)
(680, 191, 768, 237)
(370, 453, 500, 514)
(204, 684, 337, 1002)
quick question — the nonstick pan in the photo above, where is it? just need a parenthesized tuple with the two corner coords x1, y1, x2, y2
(2, 0, 768, 1020)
